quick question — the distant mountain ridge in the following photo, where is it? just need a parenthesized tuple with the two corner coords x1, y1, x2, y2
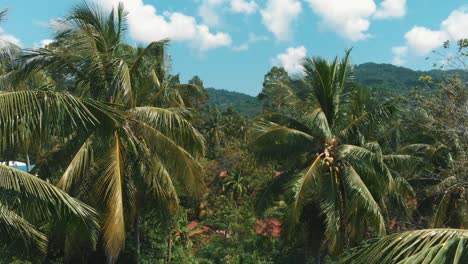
(206, 63, 467, 117)
(354, 63, 468, 95)
(205, 88, 263, 118)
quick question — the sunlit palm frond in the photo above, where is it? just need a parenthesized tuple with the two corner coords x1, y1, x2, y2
(338, 144, 394, 192)
(343, 165, 386, 236)
(57, 135, 94, 192)
(0, 164, 98, 238)
(133, 121, 205, 198)
(129, 107, 205, 157)
(112, 59, 133, 105)
(339, 97, 401, 139)
(382, 154, 421, 173)
(291, 154, 324, 223)
(142, 157, 179, 215)
(97, 132, 126, 260)
(431, 190, 452, 228)
(338, 229, 468, 264)
(301, 108, 332, 139)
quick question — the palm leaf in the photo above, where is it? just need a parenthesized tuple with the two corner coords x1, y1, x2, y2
(0, 203, 47, 253)
(57, 135, 94, 192)
(0, 164, 98, 240)
(251, 120, 317, 161)
(291, 154, 324, 223)
(338, 229, 468, 264)
(132, 121, 205, 198)
(343, 165, 386, 236)
(129, 107, 205, 157)
(97, 132, 125, 260)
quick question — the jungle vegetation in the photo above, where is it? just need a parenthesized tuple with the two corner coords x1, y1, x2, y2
(0, 3, 466, 264)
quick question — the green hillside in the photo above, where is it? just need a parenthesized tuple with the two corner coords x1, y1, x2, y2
(206, 63, 468, 117)
(205, 88, 263, 118)
(354, 63, 468, 95)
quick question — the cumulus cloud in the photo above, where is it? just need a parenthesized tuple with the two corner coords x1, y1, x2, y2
(374, 0, 406, 19)
(33, 39, 54, 48)
(273, 46, 307, 74)
(391, 46, 407, 65)
(404, 27, 448, 55)
(0, 27, 22, 48)
(198, 0, 258, 27)
(392, 7, 468, 64)
(230, 0, 258, 14)
(198, 0, 224, 27)
(260, 0, 302, 41)
(98, 0, 231, 50)
(233, 33, 268, 51)
(305, 0, 376, 41)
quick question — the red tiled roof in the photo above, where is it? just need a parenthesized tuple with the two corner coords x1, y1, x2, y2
(255, 218, 282, 237)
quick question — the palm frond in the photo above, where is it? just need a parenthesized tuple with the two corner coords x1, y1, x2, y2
(343, 165, 386, 236)
(133, 121, 205, 198)
(338, 144, 393, 192)
(431, 190, 452, 228)
(251, 120, 317, 161)
(339, 97, 401, 139)
(291, 154, 324, 223)
(57, 135, 94, 192)
(0, 90, 123, 153)
(97, 132, 125, 260)
(129, 107, 205, 157)
(0, 203, 47, 254)
(382, 154, 421, 173)
(301, 108, 332, 139)
(338, 229, 468, 264)
(0, 164, 99, 236)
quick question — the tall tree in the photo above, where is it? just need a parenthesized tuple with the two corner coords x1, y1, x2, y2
(252, 50, 416, 257)
(4, 3, 206, 262)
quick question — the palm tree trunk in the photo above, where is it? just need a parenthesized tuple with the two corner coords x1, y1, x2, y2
(26, 153, 30, 172)
(134, 213, 141, 264)
(337, 172, 347, 245)
(165, 235, 172, 264)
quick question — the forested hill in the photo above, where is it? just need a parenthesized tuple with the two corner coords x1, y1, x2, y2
(354, 62, 468, 95)
(206, 63, 468, 117)
(205, 88, 263, 118)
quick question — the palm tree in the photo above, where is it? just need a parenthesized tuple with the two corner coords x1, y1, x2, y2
(0, 164, 99, 255)
(223, 171, 248, 203)
(2, 3, 206, 262)
(338, 229, 468, 264)
(0, 89, 104, 255)
(252, 50, 416, 256)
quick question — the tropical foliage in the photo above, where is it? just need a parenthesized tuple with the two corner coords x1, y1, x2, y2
(0, 3, 466, 264)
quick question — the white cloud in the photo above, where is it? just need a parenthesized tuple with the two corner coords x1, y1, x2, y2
(0, 27, 22, 48)
(98, 0, 231, 50)
(404, 27, 448, 55)
(198, 0, 224, 27)
(374, 0, 406, 19)
(0, 34, 22, 48)
(405, 7, 468, 55)
(273, 46, 307, 74)
(441, 8, 468, 40)
(392, 7, 468, 64)
(261, 0, 302, 41)
(233, 33, 268, 51)
(33, 39, 54, 48)
(391, 46, 407, 65)
(305, 0, 376, 41)
(198, 0, 258, 27)
(230, 0, 258, 14)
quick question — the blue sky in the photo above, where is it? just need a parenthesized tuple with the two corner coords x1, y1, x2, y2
(0, 0, 467, 95)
